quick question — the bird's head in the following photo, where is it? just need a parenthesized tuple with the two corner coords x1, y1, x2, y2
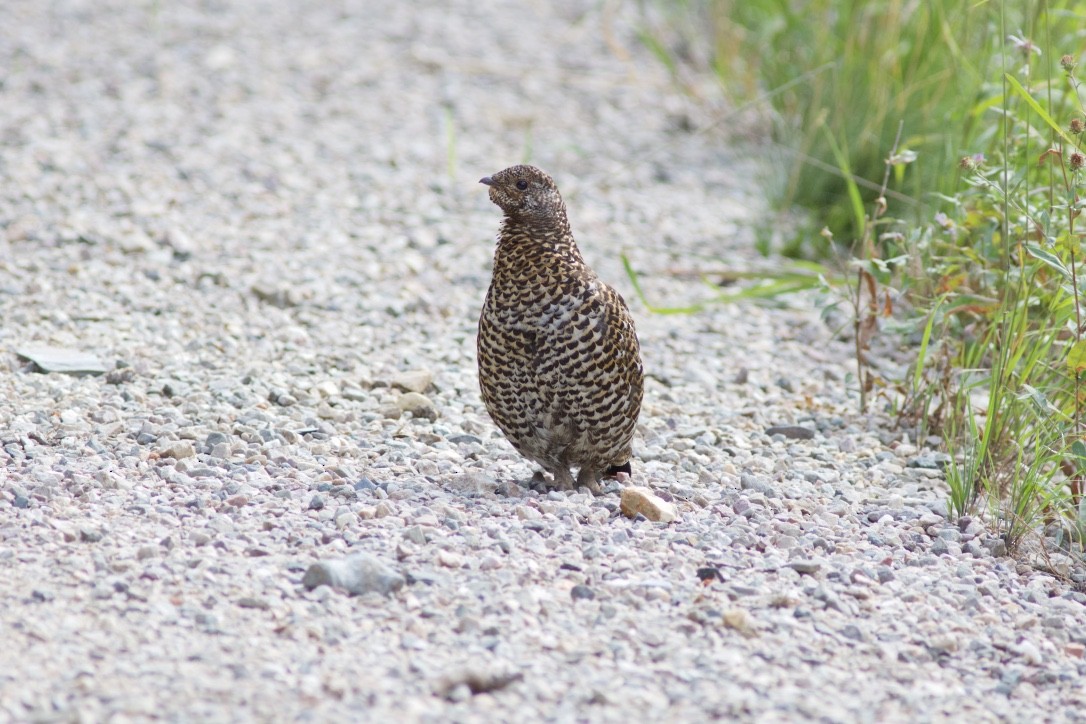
(479, 165, 566, 225)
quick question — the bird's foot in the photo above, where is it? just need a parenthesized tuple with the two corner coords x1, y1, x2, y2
(552, 469, 577, 492)
(575, 467, 604, 496)
(494, 479, 526, 497)
(580, 479, 602, 495)
(527, 470, 552, 494)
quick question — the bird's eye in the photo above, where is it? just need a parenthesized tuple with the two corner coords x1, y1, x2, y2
(515, 180, 529, 191)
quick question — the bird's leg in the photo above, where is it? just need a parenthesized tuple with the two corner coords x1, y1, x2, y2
(524, 470, 549, 493)
(549, 466, 576, 491)
(575, 466, 602, 495)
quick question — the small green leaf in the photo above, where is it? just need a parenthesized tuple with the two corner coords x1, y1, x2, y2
(1067, 340, 1086, 373)
(1070, 439, 1086, 461)
(888, 150, 917, 165)
(1025, 244, 1070, 279)
(1019, 384, 1051, 413)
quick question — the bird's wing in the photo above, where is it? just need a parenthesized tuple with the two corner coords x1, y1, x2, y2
(533, 278, 643, 435)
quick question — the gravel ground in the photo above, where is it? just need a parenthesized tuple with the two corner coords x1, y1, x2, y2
(3, 1, 1086, 721)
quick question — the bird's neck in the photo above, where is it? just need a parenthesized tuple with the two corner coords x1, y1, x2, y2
(495, 214, 584, 263)
(488, 216, 595, 308)
(492, 218, 587, 287)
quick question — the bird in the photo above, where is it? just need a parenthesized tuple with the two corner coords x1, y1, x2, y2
(477, 164, 644, 493)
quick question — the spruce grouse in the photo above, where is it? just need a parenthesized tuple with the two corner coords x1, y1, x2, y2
(477, 165, 644, 492)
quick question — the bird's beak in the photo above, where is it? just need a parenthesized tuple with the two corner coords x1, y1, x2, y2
(479, 176, 494, 186)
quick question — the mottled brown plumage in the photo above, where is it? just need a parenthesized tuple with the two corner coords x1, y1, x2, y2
(477, 165, 644, 492)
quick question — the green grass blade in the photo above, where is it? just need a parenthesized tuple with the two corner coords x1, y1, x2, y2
(820, 123, 866, 237)
(708, 278, 823, 304)
(622, 255, 831, 314)
(636, 29, 678, 78)
(1004, 72, 1078, 148)
(620, 254, 704, 315)
(913, 296, 942, 391)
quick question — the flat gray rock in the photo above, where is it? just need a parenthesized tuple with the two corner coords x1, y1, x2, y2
(16, 346, 108, 376)
(765, 424, 816, 440)
(302, 553, 405, 597)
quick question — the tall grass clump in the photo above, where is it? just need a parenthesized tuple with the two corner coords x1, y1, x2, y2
(910, 16, 1086, 558)
(759, 0, 1086, 561)
(645, 0, 1086, 565)
(703, 0, 1001, 251)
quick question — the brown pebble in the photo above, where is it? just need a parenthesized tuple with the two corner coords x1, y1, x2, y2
(619, 486, 676, 523)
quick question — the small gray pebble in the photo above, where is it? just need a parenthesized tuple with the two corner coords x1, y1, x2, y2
(786, 560, 820, 575)
(907, 453, 951, 470)
(963, 542, 984, 557)
(840, 624, 864, 642)
(571, 585, 595, 601)
(329, 485, 357, 500)
(308, 495, 325, 511)
(985, 539, 1008, 557)
(740, 474, 772, 493)
(446, 683, 472, 703)
(302, 553, 405, 597)
(764, 425, 814, 440)
(205, 431, 229, 447)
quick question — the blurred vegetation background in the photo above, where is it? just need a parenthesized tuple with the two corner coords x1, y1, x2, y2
(638, 0, 1086, 567)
